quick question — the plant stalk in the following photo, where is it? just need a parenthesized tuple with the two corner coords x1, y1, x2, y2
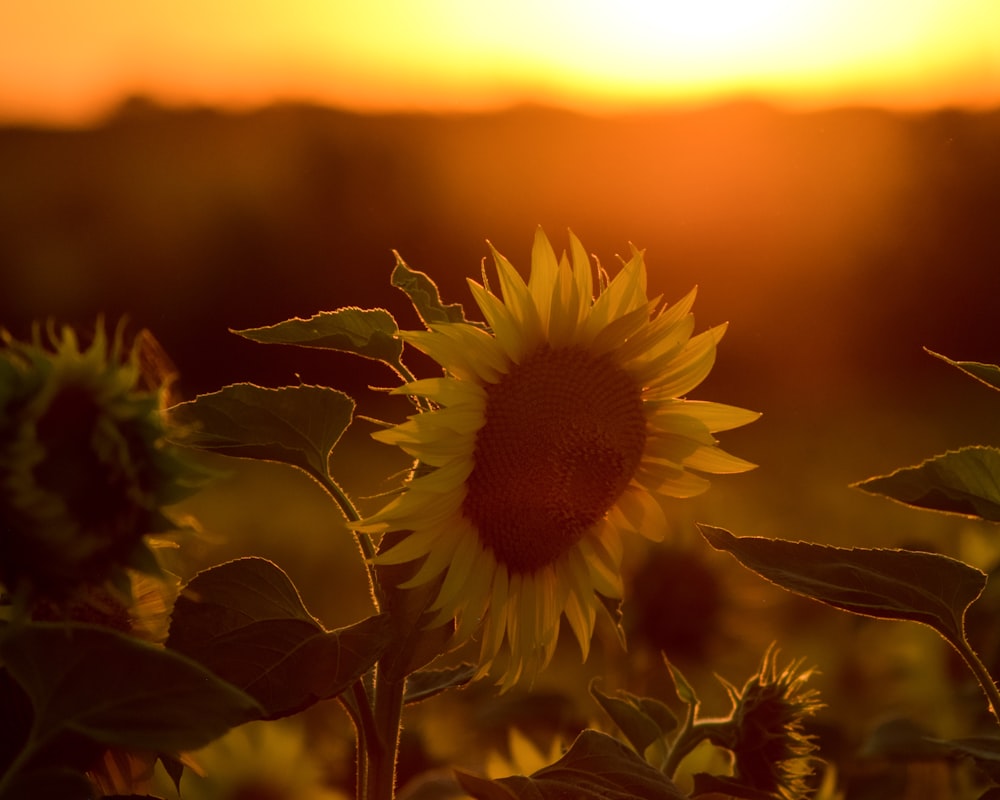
(951, 633, 1000, 727)
(368, 671, 406, 800)
(317, 471, 382, 606)
(340, 680, 379, 800)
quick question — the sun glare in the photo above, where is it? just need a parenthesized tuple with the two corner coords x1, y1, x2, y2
(307, 0, 1000, 111)
(593, 0, 818, 61)
(0, 0, 996, 123)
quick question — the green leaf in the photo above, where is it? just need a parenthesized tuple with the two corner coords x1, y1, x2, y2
(855, 446, 1000, 522)
(0, 622, 262, 753)
(168, 556, 324, 634)
(201, 615, 391, 719)
(404, 663, 477, 705)
(391, 253, 485, 329)
(169, 383, 354, 480)
(590, 680, 674, 754)
(455, 730, 686, 800)
(168, 558, 392, 719)
(453, 773, 518, 800)
(637, 697, 678, 736)
(699, 525, 987, 648)
(395, 774, 468, 800)
(927, 349, 1000, 392)
(662, 656, 699, 710)
(234, 308, 406, 375)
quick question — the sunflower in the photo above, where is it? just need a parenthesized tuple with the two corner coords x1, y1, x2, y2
(485, 728, 565, 779)
(702, 646, 823, 800)
(355, 229, 759, 686)
(153, 720, 349, 800)
(0, 321, 203, 602)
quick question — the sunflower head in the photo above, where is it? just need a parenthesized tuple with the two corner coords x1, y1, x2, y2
(161, 719, 350, 800)
(28, 567, 180, 647)
(355, 229, 759, 687)
(706, 646, 823, 800)
(0, 321, 203, 603)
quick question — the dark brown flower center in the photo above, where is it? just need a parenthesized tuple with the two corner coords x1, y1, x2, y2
(461, 345, 646, 574)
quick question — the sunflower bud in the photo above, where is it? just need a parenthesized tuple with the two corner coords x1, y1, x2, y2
(701, 646, 823, 800)
(0, 321, 202, 602)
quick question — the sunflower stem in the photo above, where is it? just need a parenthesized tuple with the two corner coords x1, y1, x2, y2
(368, 672, 406, 800)
(317, 471, 361, 525)
(662, 698, 706, 778)
(950, 631, 1000, 727)
(340, 679, 378, 799)
(315, 470, 381, 605)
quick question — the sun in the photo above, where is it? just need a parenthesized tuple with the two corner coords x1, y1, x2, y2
(618, 0, 819, 60)
(541, 0, 849, 100)
(1, 0, 995, 124)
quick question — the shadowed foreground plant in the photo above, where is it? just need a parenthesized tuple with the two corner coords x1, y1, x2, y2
(163, 229, 759, 800)
(23, 233, 1000, 799)
(695, 647, 823, 800)
(0, 322, 204, 606)
(701, 347, 1000, 798)
(0, 322, 259, 799)
(581, 647, 823, 800)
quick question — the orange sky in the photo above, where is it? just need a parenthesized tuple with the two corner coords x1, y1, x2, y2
(1, 0, 998, 124)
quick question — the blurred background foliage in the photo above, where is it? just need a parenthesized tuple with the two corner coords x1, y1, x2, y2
(4, 97, 1000, 796)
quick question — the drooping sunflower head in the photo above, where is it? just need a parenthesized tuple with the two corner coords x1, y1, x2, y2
(355, 229, 759, 687)
(705, 646, 824, 800)
(0, 321, 204, 603)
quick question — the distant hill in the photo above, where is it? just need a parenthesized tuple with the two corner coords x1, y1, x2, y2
(2, 99, 999, 415)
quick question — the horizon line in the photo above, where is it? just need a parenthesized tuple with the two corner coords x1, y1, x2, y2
(3, 90, 999, 131)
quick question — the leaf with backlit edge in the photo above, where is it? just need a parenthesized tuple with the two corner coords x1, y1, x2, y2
(391, 253, 487, 330)
(456, 730, 686, 800)
(926, 349, 1000, 393)
(855, 446, 1000, 522)
(698, 525, 986, 649)
(169, 382, 354, 480)
(234, 307, 406, 376)
(167, 557, 392, 719)
(590, 679, 676, 755)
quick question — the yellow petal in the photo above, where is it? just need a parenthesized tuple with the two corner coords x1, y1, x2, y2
(467, 279, 527, 363)
(668, 400, 762, 432)
(614, 486, 668, 542)
(529, 227, 560, 332)
(491, 244, 544, 348)
(567, 229, 594, 309)
(684, 444, 758, 474)
(644, 323, 726, 397)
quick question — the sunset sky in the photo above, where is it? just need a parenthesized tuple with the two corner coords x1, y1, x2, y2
(2, 0, 998, 124)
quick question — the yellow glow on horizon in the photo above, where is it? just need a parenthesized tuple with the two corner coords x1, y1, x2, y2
(302, 0, 998, 108)
(1, 0, 997, 123)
